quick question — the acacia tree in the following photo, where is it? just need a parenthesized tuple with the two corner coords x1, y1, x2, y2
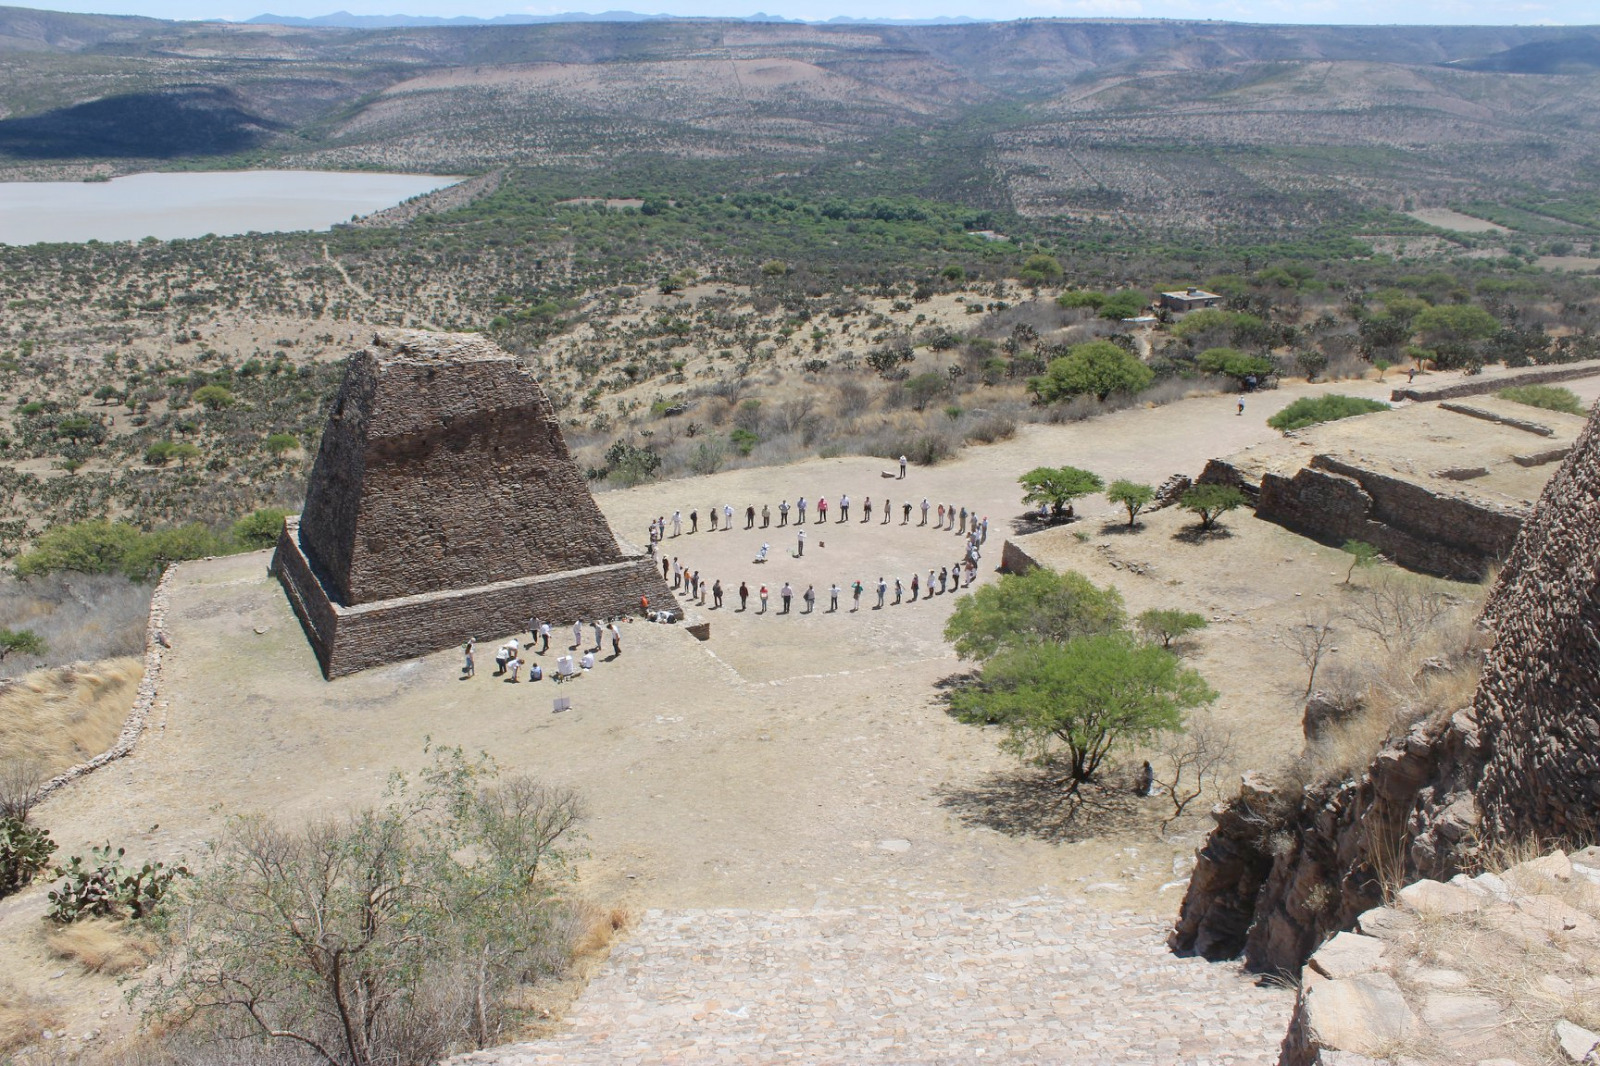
(950, 634, 1215, 789)
(0, 628, 44, 666)
(1107, 480, 1155, 527)
(1019, 465, 1104, 520)
(1028, 340, 1153, 403)
(1178, 484, 1248, 531)
(944, 568, 1125, 661)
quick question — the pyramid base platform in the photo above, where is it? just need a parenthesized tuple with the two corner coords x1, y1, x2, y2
(272, 516, 676, 678)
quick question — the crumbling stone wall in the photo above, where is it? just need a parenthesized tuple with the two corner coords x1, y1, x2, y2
(1174, 403, 1600, 974)
(1388, 358, 1600, 403)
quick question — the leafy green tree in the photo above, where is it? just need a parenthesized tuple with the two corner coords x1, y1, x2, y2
(1341, 539, 1380, 584)
(120, 524, 227, 580)
(1195, 348, 1275, 385)
(1267, 395, 1389, 432)
(1137, 609, 1208, 649)
(92, 385, 122, 406)
(0, 628, 45, 665)
(145, 440, 176, 466)
(168, 442, 201, 468)
(191, 385, 236, 410)
(1056, 290, 1106, 310)
(1019, 465, 1104, 520)
(904, 372, 948, 412)
(1178, 484, 1248, 531)
(944, 568, 1125, 661)
(1029, 341, 1153, 403)
(1097, 291, 1149, 320)
(264, 432, 300, 455)
(14, 520, 142, 576)
(1017, 254, 1063, 286)
(1107, 480, 1155, 527)
(232, 508, 291, 550)
(949, 634, 1215, 787)
(1412, 304, 1498, 346)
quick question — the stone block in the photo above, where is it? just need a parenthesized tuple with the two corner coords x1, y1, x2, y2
(1421, 993, 1504, 1051)
(1397, 879, 1483, 917)
(1555, 1019, 1600, 1063)
(1300, 972, 1417, 1056)
(1308, 933, 1390, 981)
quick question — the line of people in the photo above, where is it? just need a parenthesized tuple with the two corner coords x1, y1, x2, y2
(649, 498, 989, 551)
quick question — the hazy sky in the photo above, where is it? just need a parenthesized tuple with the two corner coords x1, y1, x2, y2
(26, 0, 1597, 24)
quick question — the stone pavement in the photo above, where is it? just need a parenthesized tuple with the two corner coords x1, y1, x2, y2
(458, 897, 1291, 1065)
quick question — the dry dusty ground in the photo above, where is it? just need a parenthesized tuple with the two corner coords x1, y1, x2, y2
(0, 370, 1500, 1056)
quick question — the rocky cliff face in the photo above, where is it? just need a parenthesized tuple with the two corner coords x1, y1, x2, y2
(1173, 404, 1600, 975)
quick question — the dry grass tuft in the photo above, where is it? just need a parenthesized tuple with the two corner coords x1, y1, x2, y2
(45, 918, 160, 976)
(572, 905, 630, 962)
(0, 982, 61, 1055)
(0, 657, 142, 774)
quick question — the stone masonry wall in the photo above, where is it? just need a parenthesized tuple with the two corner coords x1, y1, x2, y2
(1174, 402, 1600, 975)
(1388, 358, 1600, 403)
(299, 331, 626, 606)
(277, 518, 671, 678)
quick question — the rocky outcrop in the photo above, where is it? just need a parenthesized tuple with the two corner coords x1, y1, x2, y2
(1278, 847, 1600, 1066)
(1174, 402, 1600, 975)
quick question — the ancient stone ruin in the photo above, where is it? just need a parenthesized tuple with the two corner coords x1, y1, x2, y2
(274, 330, 673, 678)
(1173, 399, 1600, 974)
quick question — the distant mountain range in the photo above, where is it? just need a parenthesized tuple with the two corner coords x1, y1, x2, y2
(241, 10, 987, 27)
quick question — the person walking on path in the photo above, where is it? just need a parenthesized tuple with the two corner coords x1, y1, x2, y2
(839, 495, 850, 523)
(609, 622, 621, 657)
(920, 498, 930, 526)
(712, 579, 723, 609)
(875, 577, 887, 609)
(899, 454, 908, 479)
(863, 497, 873, 523)
(797, 496, 808, 524)
(828, 582, 840, 612)
(817, 497, 828, 523)
(739, 581, 750, 611)
(851, 580, 864, 612)
(910, 573, 919, 601)
(539, 621, 552, 654)
(746, 505, 756, 530)
(762, 503, 771, 528)
(724, 504, 734, 530)
(759, 584, 769, 614)
(781, 582, 793, 614)
(804, 585, 816, 614)
(903, 501, 912, 524)
(463, 638, 475, 678)
(797, 529, 807, 557)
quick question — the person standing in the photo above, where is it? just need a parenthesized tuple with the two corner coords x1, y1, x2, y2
(893, 577, 903, 604)
(672, 510, 682, 537)
(797, 496, 808, 524)
(958, 507, 967, 535)
(781, 582, 793, 614)
(927, 569, 936, 597)
(746, 505, 756, 530)
(463, 638, 476, 678)
(903, 501, 912, 524)
(1237, 396, 1245, 416)
(739, 581, 750, 611)
(797, 529, 806, 557)
(920, 498, 930, 526)
(710, 507, 719, 531)
(712, 579, 724, 609)
(899, 454, 908, 479)
(762, 503, 771, 528)
(539, 621, 552, 654)
(803, 585, 816, 614)
(572, 620, 583, 650)
(937, 503, 945, 529)
(689, 508, 699, 533)
(875, 577, 887, 608)
(662, 556, 670, 580)
(817, 497, 828, 523)
(980, 516, 989, 543)
(910, 573, 919, 601)
(939, 567, 949, 593)
(592, 619, 604, 651)
(759, 584, 769, 614)
(609, 622, 622, 657)
(839, 495, 850, 523)
(863, 497, 872, 523)
(851, 580, 863, 612)
(829, 582, 840, 612)
(780, 499, 790, 526)
(724, 504, 734, 530)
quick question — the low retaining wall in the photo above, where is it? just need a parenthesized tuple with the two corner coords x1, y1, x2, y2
(274, 517, 676, 678)
(36, 566, 175, 803)
(1389, 359, 1600, 403)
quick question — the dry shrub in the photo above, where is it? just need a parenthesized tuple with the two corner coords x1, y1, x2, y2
(0, 573, 151, 674)
(572, 905, 630, 962)
(0, 657, 142, 775)
(46, 917, 159, 975)
(0, 983, 59, 1056)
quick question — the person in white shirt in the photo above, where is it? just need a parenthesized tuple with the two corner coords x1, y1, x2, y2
(580, 651, 595, 670)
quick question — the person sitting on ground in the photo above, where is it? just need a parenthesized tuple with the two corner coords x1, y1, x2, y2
(580, 651, 595, 670)
(528, 661, 543, 682)
(756, 542, 770, 563)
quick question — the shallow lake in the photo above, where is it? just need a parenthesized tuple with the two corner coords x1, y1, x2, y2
(0, 170, 462, 245)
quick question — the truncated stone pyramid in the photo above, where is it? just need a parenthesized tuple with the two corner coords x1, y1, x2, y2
(274, 330, 673, 678)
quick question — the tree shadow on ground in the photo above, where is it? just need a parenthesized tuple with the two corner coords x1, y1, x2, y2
(936, 765, 1146, 844)
(1171, 524, 1235, 545)
(1097, 520, 1144, 536)
(1009, 512, 1074, 536)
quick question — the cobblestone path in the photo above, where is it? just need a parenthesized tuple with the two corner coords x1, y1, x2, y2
(461, 898, 1291, 1065)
